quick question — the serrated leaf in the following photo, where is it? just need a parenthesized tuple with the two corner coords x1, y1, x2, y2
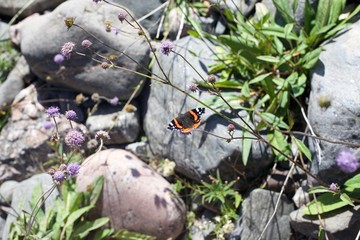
(293, 137, 312, 160)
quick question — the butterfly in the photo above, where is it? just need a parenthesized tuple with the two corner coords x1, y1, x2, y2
(167, 108, 205, 133)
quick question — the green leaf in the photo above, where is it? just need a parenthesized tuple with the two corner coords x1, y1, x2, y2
(307, 186, 330, 194)
(340, 193, 355, 207)
(293, 137, 312, 160)
(259, 112, 289, 129)
(248, 73, 272, 84)
(241, 81, 250, 98)
(113, 229, 156, 240)
(344, 173, 360, 188)
(303, 47, 322, 69)
(64, 206, 93, 229)
(256, 55, 279, 63)
(242, 116, 252, 166)
(272, 0, 295, 23)
(303, 192, 348, 215)
(268, 130, 290, 161)
(94, 229, 114, 240)
(74, 218, 110, 238)
(284, 23, 294, 38)
(261, 25, 298, 40)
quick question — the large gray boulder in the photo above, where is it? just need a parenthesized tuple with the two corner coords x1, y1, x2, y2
(143, 36, 273, 182)
(0, 0, 65, 17)
(307, 20, 360, 184)
(10, 0, 150, 100)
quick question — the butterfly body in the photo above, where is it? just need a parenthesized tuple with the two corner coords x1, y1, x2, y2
(168, 108, 205, 133)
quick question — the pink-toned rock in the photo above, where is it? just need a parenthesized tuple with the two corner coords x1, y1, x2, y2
(76, 149, 186, 240)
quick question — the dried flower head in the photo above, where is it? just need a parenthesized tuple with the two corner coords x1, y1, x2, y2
(188, 83, 199, 93)
(61, 42, 75, 59)
(59, 164, 67, 171)
(64, 17, 75, 30)
(54, 54, 64, 64)
(109, 96, 119, 106)
(81, 39, 93, 48)
(67, 162, 80, 176)
(65, 110, 77, 120)
(227, 124, 235, 132)
(101, 62, 110, 69)
(65, 130, 85, 148)
(46, 106, 60, 118)
(118, 11, 127, 22)
(91, 93, 100, 102)
(53, 170, 66, 183)
(207, 74, 217, 84)
(336, 149, 360, 173)
(95, 130, 111, 141)
(75, 93, 86, 104)
(47, 168, 56, 175)
(160, 40, 174, 56)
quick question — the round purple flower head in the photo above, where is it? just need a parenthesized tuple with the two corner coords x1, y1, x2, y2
(65, 130, 85, 147)
(65, 110, 77, 120)
(81, 39, 92, 48)
(336, 149, 360, 173)
(118, 11, 127, 23)
(160, 40, 174, 56)
(109, 96, 119, 106)
(188, 83, 199, 93)
(61, 42, 75, 59)
(67, 162, 80, 176)
(329, 183, 338, 191)
(95, 130, 110, 140)
(54, 54, 64, 64)
(46, 106, 60, 118)
(53, 170, 66, 183)
(42, 121, 53, 130)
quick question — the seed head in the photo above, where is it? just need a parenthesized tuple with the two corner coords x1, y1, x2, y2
(61, 42, 75, 59)
(118, 11, 127, 23)
(81, 39, 93, 48)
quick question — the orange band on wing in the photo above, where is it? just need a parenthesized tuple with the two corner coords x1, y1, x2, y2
(173, 118, 183, 129)
(188, 110, 199, 121)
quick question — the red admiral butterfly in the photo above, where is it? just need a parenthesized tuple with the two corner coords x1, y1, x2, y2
(167, 108, 205, 133)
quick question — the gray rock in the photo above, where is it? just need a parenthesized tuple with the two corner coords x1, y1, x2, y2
(0, 21, 9, 40)
(0, 180, 19, 203)
(209, 0, 258, 17)
(143, 36, 272, 181)
(2, 173, 59, 240)
(290, 205, 360, 240)
(10, 0, 149, 100)
(0, 84, 87, 181)
(307, 20, 360, 184)
(292, 185, 310, 208)
(76, 149, 186, 240)
(0, 0, 65, 17)
(125, 141, 153, 159)
(112, 0, 165, 37)
(0, 217, 5, 239)
(86, 102, 140, 144)
(0, 56, 32, 109)
(241, 189, 294, 240)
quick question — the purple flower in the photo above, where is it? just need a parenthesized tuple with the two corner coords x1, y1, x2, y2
(61, 42, 75, 59)
(65, 110, 77, 120)
(118, 11, 127, 23)
(54, 54, 64, 64)
(46, 106, 60, 118)
(53, 170, 66, 183)
(42, 121, 53, 130)
(160, 40, 174, 56)
(81, 39, 92, 48)
(329, 183, 338, 191)
(67, 162, 80, 176)
(65, 130, 85, 147)
(109, 96, 119, 106)
(336, 149, 360, 173)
